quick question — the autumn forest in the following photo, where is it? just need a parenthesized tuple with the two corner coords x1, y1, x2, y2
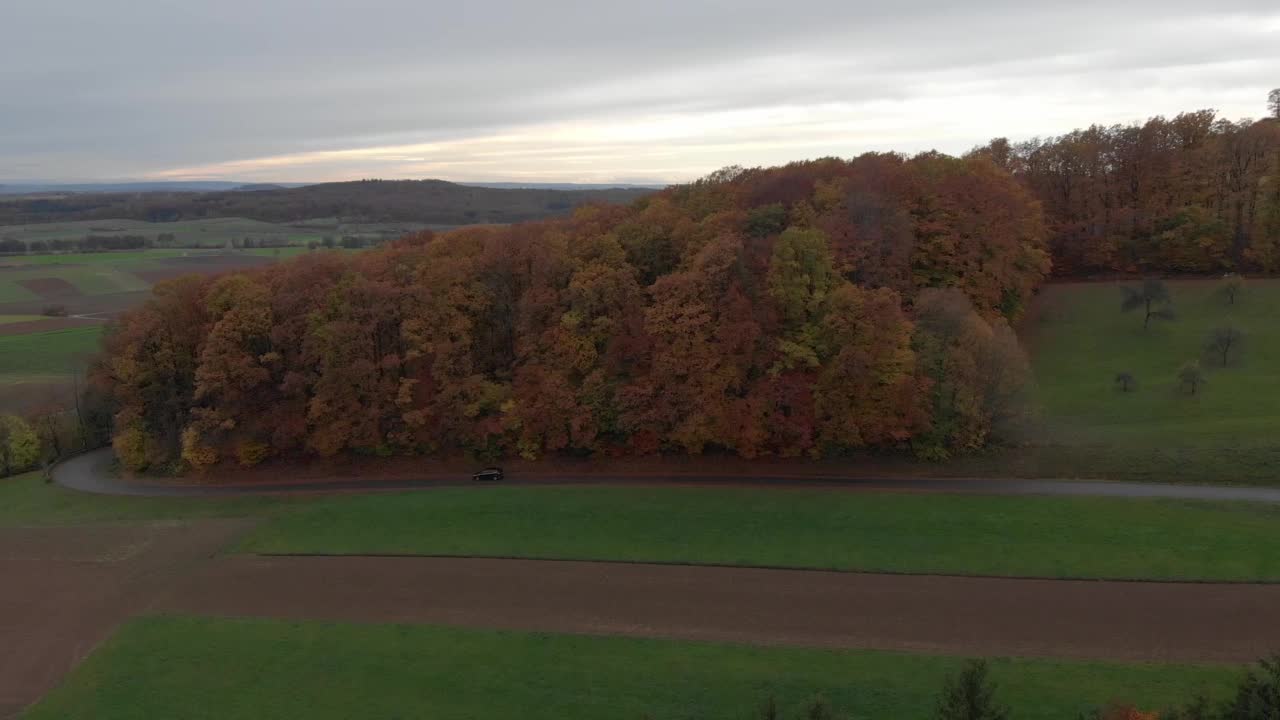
(98, 108, 1280, 470)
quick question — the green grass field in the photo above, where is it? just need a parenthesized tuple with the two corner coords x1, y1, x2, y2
(0, 471, 294, 526)
(1030, 279, 1280, 446)
(1006, 278, 1280, 483)
(0, 249, 250, 301)
(0, 326, 103, 379)
(0, 248, 195, 266)
(24, 616, 1238, 720)
(0, 217, 430, 250)
(0, 314, 43, 325)
(237, 486, 1280, 581)
(6, 472, 1277, 581)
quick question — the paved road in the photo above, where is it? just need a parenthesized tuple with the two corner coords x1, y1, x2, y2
(54, 448, 1280, 502)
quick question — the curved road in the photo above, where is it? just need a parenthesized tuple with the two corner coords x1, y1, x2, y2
(54, 448, 1280, 502)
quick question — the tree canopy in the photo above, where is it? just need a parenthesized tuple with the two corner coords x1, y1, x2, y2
(96, 154, 1049, 470)
(970, 109, 1280, 275)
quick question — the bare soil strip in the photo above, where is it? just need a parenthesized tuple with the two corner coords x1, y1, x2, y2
(17, 278, 82, 300)
(7, 521, 1280, 718)
(0, 521, 256, 719)
(158, 555, 1280, 664)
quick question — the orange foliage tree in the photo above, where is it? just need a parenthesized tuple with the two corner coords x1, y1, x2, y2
(96, 155, 1048, 470)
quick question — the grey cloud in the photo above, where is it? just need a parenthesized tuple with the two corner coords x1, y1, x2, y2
(2, 0, 1277, 180)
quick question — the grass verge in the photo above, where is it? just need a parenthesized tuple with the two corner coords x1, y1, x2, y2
(24, 616, 1238, 720)
(238, 486, 1280, 581)
(0, 326, 103, 377)
(0, 471, 295, 526)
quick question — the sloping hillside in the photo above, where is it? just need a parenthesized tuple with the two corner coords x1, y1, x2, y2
(0, 180, 656, 226)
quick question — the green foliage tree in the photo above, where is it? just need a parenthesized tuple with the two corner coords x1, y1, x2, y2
(1121, 279, 1175, 330)
(1220, 654, 1280, 720)
(1178, 360, 1206, 395)
(767, 226, 838, 329)
(0, 415, 40, 476)
(936, 660, 1009, 720)
(1205, 323, 1245, 367)
(746, 203, 789, 239)
(912, 289, 1034, 460)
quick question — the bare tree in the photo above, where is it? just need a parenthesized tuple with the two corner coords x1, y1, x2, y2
(1114, 372, 1137, 393)
(1270, 88, 1280, 120)
(1178, 361, 1206, 395)
(1206, 323, 1245, 367)
(1219, 274, 1246, 305)
(1121, 279, 1174, 330)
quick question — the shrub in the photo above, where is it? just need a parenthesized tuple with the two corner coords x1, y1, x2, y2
(937, 660, 1009, 720)
(180, 428, 220, 470)
(234, 440, 271, 468)
(1220, 655, 1280, 720)
(41, 304, 68, 317)
(0, 415, 40, 476)
(112, 426, 152, 472)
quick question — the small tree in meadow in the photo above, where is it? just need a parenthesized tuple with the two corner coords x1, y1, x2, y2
(1218, 274, 1246, 305)
(1121, 279, 1175, 330)
(1178, 360, 1206, 395)
(1114, 372, 1137, 393)
(937, 660, 1009, 720)
(1205, 323, 1245, 367)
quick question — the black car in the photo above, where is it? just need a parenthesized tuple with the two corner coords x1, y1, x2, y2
(472, 467, 504, 482)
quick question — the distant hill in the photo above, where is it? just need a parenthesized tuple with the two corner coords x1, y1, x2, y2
(0, 181, 310, 195)
(232, 183, 289, 192)
(463, 182, 668, 191)
(0, 179, 656, 226)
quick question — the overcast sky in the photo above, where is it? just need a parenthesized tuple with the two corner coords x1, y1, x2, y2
(3, 1, 1277, 184)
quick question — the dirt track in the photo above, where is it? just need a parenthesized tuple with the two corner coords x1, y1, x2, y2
(7, 522, 1280, 717)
